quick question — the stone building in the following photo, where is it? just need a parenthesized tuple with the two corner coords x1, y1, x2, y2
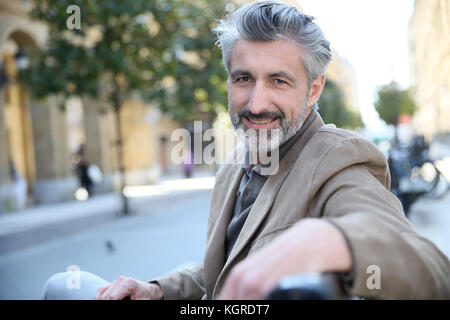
(326, 49, 359, 113)
(0, 0, 180, 212)
(409, 0, 450, 140)
(0, 0, 362, 212)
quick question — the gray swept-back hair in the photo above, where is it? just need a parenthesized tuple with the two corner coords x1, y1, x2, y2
(214, 1, 332, 85)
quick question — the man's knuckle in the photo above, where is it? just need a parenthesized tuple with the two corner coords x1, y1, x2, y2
(122, 279, 137, 292)
(229, 270, 242, 283)
(98, 293, 108, 300)
(233, 264, 249, 279)
(123, 284, 133, 294)
(242, 275, 256, 288)
(120, 281, 135, 294)
(243, 273, 263, 292)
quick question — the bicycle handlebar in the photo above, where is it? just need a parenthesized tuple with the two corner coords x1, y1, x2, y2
(266, 272, 349, 300)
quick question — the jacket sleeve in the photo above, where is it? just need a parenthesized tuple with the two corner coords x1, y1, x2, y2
(151, 263, 205, 300)
(309, 138, 450, 299)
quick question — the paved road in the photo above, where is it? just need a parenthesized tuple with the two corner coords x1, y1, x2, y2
(408, 192, 450, 259)
(0, 190, 212, 299)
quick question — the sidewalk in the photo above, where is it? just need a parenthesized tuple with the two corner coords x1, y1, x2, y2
(0, 170, 216, 255)
(2, 160, 448, 258)
(409, 192, 450, 259)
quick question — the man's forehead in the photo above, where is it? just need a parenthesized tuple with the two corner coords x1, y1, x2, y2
(229, 39, 305, 75)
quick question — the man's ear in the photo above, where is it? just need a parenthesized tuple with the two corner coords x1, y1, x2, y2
(307, 74, 326, 108)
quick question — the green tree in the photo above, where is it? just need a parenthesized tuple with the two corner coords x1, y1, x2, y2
(374, 81, 417, 142)
(374, 81, 417, 126)
(318, 79, 363, 129)
(20, 0, 229, 213)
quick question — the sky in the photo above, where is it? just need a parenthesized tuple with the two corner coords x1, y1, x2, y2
(296, 0, 415, 137)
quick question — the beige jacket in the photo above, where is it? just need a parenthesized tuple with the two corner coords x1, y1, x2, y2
(154, 111, 450, 299)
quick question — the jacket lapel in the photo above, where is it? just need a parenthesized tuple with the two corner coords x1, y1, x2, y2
(212, 110, 325, 298)
(203, 151, 244, 299)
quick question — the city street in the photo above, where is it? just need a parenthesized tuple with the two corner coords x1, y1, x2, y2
(0, 0, 448, 304)
(0, 187, 212, 299)
(0, 176, 449, 299)
(409, 192, 450, 258)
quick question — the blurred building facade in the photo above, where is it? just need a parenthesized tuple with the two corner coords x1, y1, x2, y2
(0, 0, 362, 212)
(409, 0, 450, 140)
(281, 0, 361, 116)
(0, 0, 180, 212)
(326, 49, 359, 113)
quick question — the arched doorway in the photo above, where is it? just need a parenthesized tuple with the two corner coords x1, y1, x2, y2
(0, 18, 46, 210)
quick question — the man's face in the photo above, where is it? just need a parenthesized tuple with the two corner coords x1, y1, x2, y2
(228, 39, 323, 152)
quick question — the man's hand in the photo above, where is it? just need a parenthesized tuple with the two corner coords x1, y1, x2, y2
(218, 218, 352, 300)
(94, 276, 164, 300)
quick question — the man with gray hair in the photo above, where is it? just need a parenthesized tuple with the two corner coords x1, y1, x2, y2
(43, 1, 450, 300)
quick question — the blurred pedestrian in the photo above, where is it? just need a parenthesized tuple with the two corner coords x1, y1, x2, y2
(74, 145, 94, 198)
(9, 159, 27, 211)
(182, 149, 194, 178)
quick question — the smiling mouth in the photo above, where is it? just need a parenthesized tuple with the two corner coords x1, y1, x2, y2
(245, 117, 279, 125)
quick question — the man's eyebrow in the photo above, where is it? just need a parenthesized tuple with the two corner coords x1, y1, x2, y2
(268, 71, 297, 83)
(230, 70, 253, 79)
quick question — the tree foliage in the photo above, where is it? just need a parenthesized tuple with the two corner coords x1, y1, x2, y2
(374, 81, 417, 126)
(20, 0, 229, 123)
(318, 79, 363, 129)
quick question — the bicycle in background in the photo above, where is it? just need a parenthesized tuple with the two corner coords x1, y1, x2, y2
(388, 135, 450, 217)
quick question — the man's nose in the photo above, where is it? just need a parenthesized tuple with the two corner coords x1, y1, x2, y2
(248, 82, 271, 115)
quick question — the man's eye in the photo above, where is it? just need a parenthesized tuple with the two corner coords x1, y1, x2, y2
(237, 76, 250, 82)
(274, 79, 288, 85)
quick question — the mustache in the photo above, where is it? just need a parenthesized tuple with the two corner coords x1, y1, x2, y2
(237, 109, 284, 120)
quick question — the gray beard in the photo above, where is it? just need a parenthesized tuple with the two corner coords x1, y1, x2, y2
(229, 99, 308, 154)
